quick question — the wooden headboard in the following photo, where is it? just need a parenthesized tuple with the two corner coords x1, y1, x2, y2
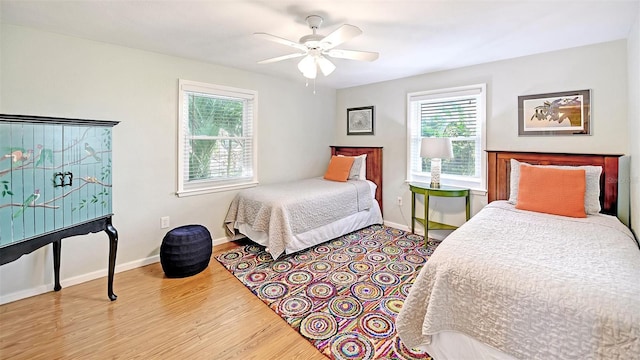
(487, 151, 622, 216)
(330, 146, 383, 214)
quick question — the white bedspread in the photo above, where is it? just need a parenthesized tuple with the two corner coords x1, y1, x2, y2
(397, 201, 640, 359)
(224, 177, 373, 259)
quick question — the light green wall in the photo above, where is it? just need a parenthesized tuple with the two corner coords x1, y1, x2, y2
(0, 24, 336, 302)
(336, 40, 631, 230)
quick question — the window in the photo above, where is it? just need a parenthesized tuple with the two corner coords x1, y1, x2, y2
(177, 79, 258, 196)
(407, 84, 486, 190)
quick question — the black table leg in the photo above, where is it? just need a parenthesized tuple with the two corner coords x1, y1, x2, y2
(53, 240, 62, 291)
(105, 218, 118, 301)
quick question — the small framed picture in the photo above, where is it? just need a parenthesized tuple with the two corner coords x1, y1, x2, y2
(518, 89, 591, 136)
(347, 106, 374, 135)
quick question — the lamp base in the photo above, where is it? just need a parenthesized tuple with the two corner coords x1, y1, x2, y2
(430, 158, 442, 188)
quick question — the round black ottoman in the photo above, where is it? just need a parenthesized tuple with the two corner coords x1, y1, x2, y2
(160, 225, 212, 278)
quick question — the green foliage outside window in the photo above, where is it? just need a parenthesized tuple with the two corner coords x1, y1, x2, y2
(188, 94, 244, 180)
(420, 102, 476, 176)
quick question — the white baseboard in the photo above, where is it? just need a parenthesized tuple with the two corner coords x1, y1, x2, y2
(213, 236, 230, 246)
(383, 220, 408, 231)
(0, 236, 228, 305)
(0, 284, 53, 306)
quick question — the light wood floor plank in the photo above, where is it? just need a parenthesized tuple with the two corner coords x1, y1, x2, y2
(0, 241, 326, 360)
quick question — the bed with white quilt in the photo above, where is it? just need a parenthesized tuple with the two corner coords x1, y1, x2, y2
(224, 146, 383, 260)
(397, 151, 640, 360)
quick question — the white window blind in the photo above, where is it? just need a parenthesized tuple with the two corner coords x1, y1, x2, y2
(407, 84, 486, 189)
(177, 80, 258, 196)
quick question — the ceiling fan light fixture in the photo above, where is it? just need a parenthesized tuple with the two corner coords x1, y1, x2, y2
(298, 55, 317, 79)
(256, 14, 378, 82)
(302, 69, 317, 79)
(317, 56, 336, 76)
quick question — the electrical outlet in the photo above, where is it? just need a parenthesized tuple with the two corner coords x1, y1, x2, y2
(397, 196, 403, 206)
(161, 216, 170, 229)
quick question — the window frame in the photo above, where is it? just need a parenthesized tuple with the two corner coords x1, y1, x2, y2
(177, 79, 258, 197)
(406, 83, 487, 191)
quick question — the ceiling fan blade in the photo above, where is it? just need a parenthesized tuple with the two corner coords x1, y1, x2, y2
(257, 53, 305, 64)
(316, 56, 336, 76)
(254, 32, 307, 51)
(325, 49, 379, 62)
(318, 24, 362, 50)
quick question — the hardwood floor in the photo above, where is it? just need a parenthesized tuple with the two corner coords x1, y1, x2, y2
(0, 241, 327, 359)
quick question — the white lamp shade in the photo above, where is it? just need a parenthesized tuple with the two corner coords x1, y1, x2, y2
(420, 137, 453, 160)
(316, 56, 336, 76)
(298, 55, 317, 79)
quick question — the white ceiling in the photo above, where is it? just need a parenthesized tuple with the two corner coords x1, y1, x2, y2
(1, 0, 639, 89)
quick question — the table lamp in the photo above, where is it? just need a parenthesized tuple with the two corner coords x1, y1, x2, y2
(420, 137, 453, 188)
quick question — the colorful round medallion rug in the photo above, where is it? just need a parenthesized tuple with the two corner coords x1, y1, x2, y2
(216, 224, 439, 359)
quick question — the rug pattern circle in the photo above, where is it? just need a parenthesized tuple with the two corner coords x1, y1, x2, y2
(329, 271, 358, 286)
(287, 270, 314, 285)
(351, 282, 383, 301)
(314, 245, 333, 254)
(272, 260, 293, 273)
(348, 261, 374, 274)
(387, 262, 413, 275)
(216, 224, 438, 359)
(233, 259, 255, 272)
(361, 239, 381, 248)
(328, 296, 363, 319)
(371, 271, 400, 287)
(330, 332, 375, 360)
(359, 312, 395, 338)
(301, 311, 339, 340)
(278, 295, 313, 317)
(258, 281, 288, 299)
(380, 297, 405, 317)
(310, 260, 333, 273)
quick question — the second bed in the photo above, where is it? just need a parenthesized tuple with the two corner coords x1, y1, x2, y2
(224, 146, 383, 259)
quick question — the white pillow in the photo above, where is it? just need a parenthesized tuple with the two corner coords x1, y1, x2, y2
(338, 154, 367, 180)
(357, 154, 367, 180)
(509, 159, 603, 214)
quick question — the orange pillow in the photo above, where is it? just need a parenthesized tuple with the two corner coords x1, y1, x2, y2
(324, 156, 355, 182)
(515, 165, 587, 218)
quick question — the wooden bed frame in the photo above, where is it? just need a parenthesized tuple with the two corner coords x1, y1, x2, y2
(330, 146, 383, 214)
(487, 151, 623, 216)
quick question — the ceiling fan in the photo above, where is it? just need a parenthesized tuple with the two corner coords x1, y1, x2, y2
(254, 15, 379, 79)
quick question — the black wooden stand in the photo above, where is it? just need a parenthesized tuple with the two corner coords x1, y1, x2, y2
(1, 216, 118, 301)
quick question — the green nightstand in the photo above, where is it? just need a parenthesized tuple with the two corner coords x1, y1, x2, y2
(409, 183, 470, 236)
